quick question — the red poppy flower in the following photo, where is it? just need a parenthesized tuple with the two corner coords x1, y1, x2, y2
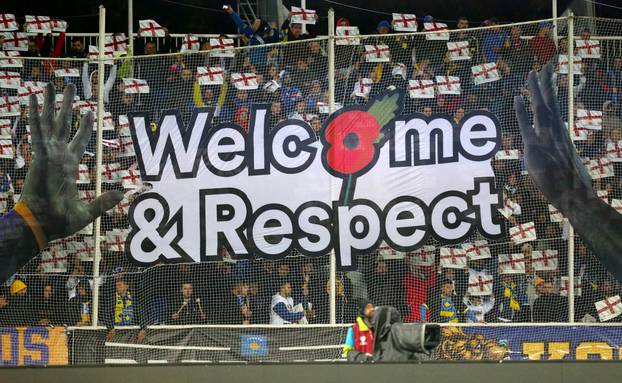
(320, 91, 403, 205)
(324, 110, 380, 175)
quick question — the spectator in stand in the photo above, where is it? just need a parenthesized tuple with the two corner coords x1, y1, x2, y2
(463, 293, 495, 323)
(281, 9, 318, 42)
(66, 38, 87, 58)
(0, 288, 9, 325)
(503, 26, 530, 75)
(269, 99, 286, 126)
(25, 64, 48, 84)
(81, 62, 117, 105)
(22, 38, 42, 58)
(607, 57, 622, 106)
(280, 71, 304, 115)
(227, 279, 253, 324)
(521, 244, 545, 307)
(431, 278, 461, 323)
(224, 4, 278, 70)
(532, 280, 568, 322)
(270, 280, 310, 324)
(305, 79, 323, 114)
(402, 260, 436, 322)
(100, 275, 141, 336)
(68, 279, 92, 326)
(450, 16, 480, 65)
(577, 275, 622, 322)
(252, 259, 276, 323)
(366, 257, 407, 314)
(481, 18, 507, 63)
(169, 281, 206, 324)
(453, 107, 465, 124)
(439, 267, 469, 306)
(528, 22, 557, 65)
(105, 277, 139, 327)
(136, 38, 172, 117)
(294, 261, 322, 322)
(309, 115, 322, 137)
(35, 283, 63, 326)
(455, 16, 469, 32)
(280, 9, 318, 67)
(289, 57, 312, 91)
(489, 59, 525, 130)
(379, 19, 413, 66)
(493, 273, 527, 322)
(422, 106, 433, 118)
(320, 274, 353, 323)
(307, 41, 327, 80)
(8, 279, 33, 325)
(234, 106, 251, 132)
(289, 98, 308, 121)
(435, 94, 461, 115)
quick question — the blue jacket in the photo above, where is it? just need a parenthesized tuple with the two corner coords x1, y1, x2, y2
(482, 30, 508, 63)
(229, 11, 279, 68)
(438, 294, 459, 323)
(0, 203, 46, 284)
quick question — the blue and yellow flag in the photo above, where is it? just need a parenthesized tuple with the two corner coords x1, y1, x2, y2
(240, 334, 268, 357)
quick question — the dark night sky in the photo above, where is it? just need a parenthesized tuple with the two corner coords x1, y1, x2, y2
(6, 0, 622, 35)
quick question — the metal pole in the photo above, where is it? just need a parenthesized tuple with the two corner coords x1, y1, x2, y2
(327, 8, 336, 325)
(128, 0, 134, 64)
(301, 0, 307, 35)
(552, 0, 558, 46)
(567, 12, 575, 323)
(92, 5, 106, 328)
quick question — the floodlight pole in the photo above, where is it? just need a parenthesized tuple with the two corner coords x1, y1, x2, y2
(92, 4, 106, 328)
(553, 0, 559, 46)
(301, 0, 307, 34)
(567, 11, 575, 323)
(328, 8, 336, 325)
(128, 0, 134, 63)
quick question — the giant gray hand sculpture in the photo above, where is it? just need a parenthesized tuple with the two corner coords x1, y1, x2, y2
(514, 63, 622, 281)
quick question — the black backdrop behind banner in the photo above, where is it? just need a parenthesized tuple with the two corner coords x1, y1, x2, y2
(69, 327, 348, 364)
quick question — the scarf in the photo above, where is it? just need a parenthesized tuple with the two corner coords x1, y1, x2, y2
(114, 292, 134, 325)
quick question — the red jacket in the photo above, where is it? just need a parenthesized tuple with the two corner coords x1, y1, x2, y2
(402, 270, 436, 322)
(528, 36, 556, 64)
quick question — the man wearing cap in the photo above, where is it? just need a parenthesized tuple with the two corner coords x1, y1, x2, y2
(9, 279, 34, 325)
(342, 300, 376, 359)
(528, 21, 557, 64)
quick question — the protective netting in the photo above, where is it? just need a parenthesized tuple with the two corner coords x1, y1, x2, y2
(1, 14, 622, 365)
(346, 16, 622, 326)
(565, 16, 622, 324)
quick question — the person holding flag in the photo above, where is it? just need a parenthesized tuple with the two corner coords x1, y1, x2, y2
(224, 4, 278, 69)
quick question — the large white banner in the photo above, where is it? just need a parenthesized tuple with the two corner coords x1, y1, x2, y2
(126, 91, 504, 271)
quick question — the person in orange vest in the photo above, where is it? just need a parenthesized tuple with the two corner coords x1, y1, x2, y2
(342, 300, 375, 360)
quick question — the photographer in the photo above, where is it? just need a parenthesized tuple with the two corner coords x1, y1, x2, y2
(347, 305, 440, 362)
(342, 300, 375, 359)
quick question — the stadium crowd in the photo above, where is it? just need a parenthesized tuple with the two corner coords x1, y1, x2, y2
(1, 9, 622, 330)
